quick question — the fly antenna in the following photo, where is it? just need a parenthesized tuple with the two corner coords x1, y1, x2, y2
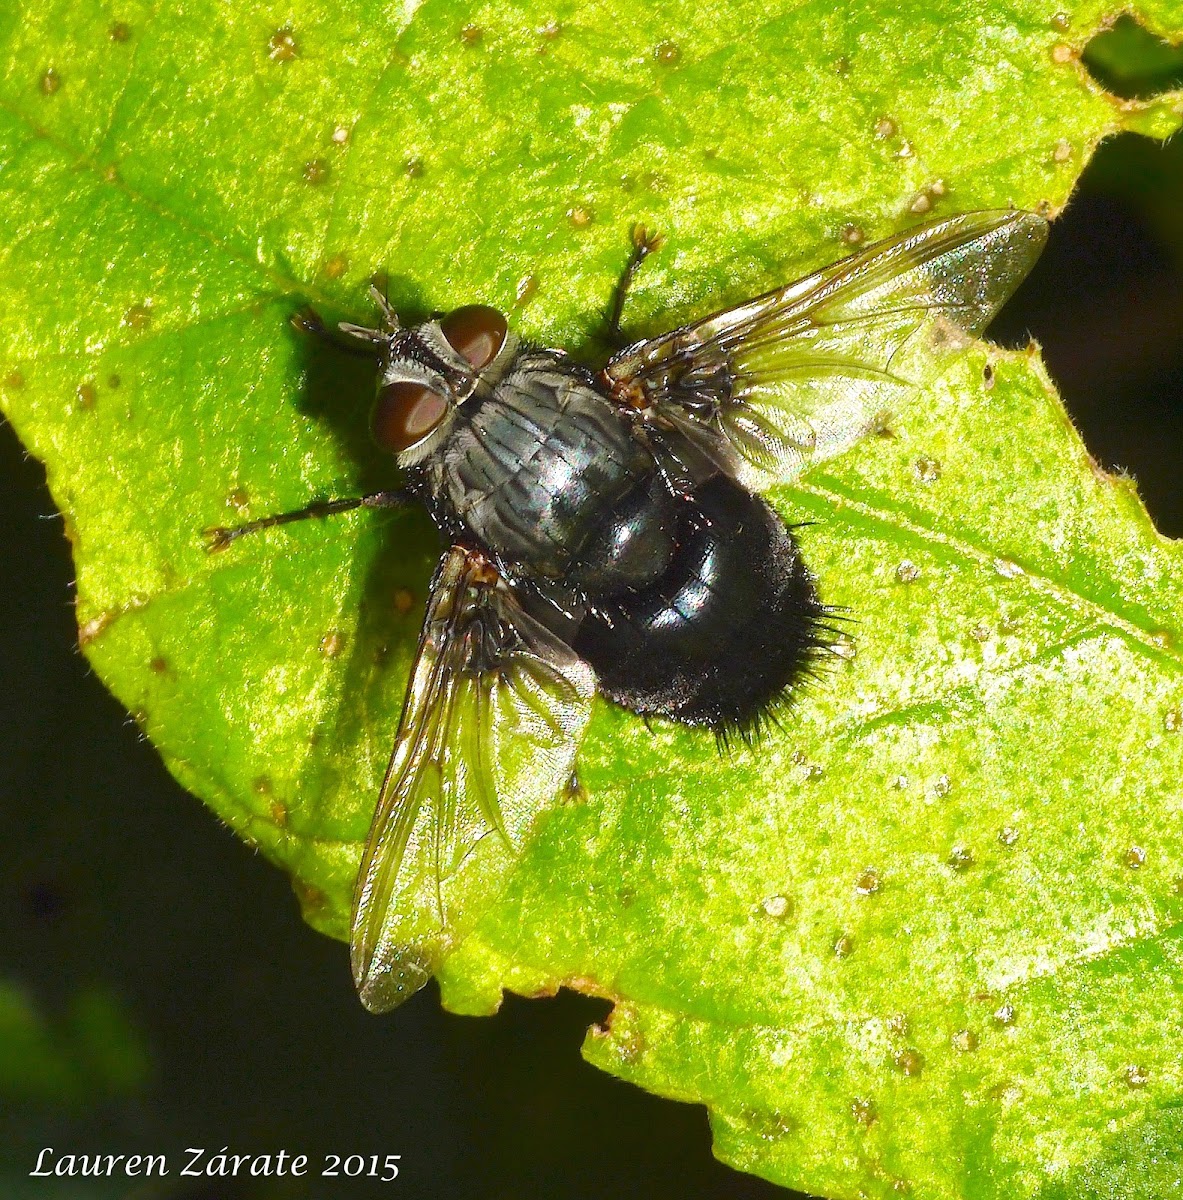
(368, 276, 399, 332)
(336, 320, 389, 346)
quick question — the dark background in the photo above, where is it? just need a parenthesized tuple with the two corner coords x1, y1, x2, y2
(3, 26, 1181, 1200)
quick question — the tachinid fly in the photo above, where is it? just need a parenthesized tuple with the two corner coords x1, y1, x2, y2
(206, 211, 1047, 1011)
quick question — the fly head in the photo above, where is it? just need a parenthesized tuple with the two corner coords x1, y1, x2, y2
(367, 304, 516, 465)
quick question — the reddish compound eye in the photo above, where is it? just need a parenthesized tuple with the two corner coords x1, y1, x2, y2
(439, 305, 507, 370)
(371, 381, 449, 453)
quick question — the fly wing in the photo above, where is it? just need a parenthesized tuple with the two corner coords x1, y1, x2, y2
(350, 546, 596, 1013)
(607, 210, 1047, 488)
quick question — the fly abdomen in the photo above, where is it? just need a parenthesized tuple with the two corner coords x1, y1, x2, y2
(573, 476, 826, 735)
(565, 475, 677, 597)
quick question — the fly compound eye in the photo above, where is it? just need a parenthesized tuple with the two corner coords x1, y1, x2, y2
(371, 381, 449, 453)
(439, 305, 508, 370)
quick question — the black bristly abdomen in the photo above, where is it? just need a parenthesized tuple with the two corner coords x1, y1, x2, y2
(572, 475, 826, 737)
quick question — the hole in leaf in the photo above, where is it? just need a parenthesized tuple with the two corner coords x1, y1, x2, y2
(988, 132, 1183, 536)
(1082, 15, 1183, 99)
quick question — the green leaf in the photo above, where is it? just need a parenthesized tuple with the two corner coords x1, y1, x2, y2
(1, 1, 1181, 1197)
(0, 981, 150, 1106)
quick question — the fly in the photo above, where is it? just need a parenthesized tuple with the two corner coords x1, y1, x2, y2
(205, 211, 1047, 1011)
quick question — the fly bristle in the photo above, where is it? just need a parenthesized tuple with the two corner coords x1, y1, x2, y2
(711, 603, 843, 752)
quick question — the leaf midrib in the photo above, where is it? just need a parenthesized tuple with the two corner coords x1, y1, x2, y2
(797, 474, 1183, 669)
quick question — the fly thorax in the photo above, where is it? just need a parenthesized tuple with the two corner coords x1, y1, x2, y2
(435, 351, 657, 580)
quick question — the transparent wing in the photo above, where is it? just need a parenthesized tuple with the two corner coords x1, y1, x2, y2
(606, 210, 1047, 487)
(350, 546, 596, 1013)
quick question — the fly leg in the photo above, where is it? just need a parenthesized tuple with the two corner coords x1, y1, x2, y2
(605, 224, 665, 349)
(215, 295, 409, 551)
(291, 307, 387, 358)
(203, 489, 413, 552)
